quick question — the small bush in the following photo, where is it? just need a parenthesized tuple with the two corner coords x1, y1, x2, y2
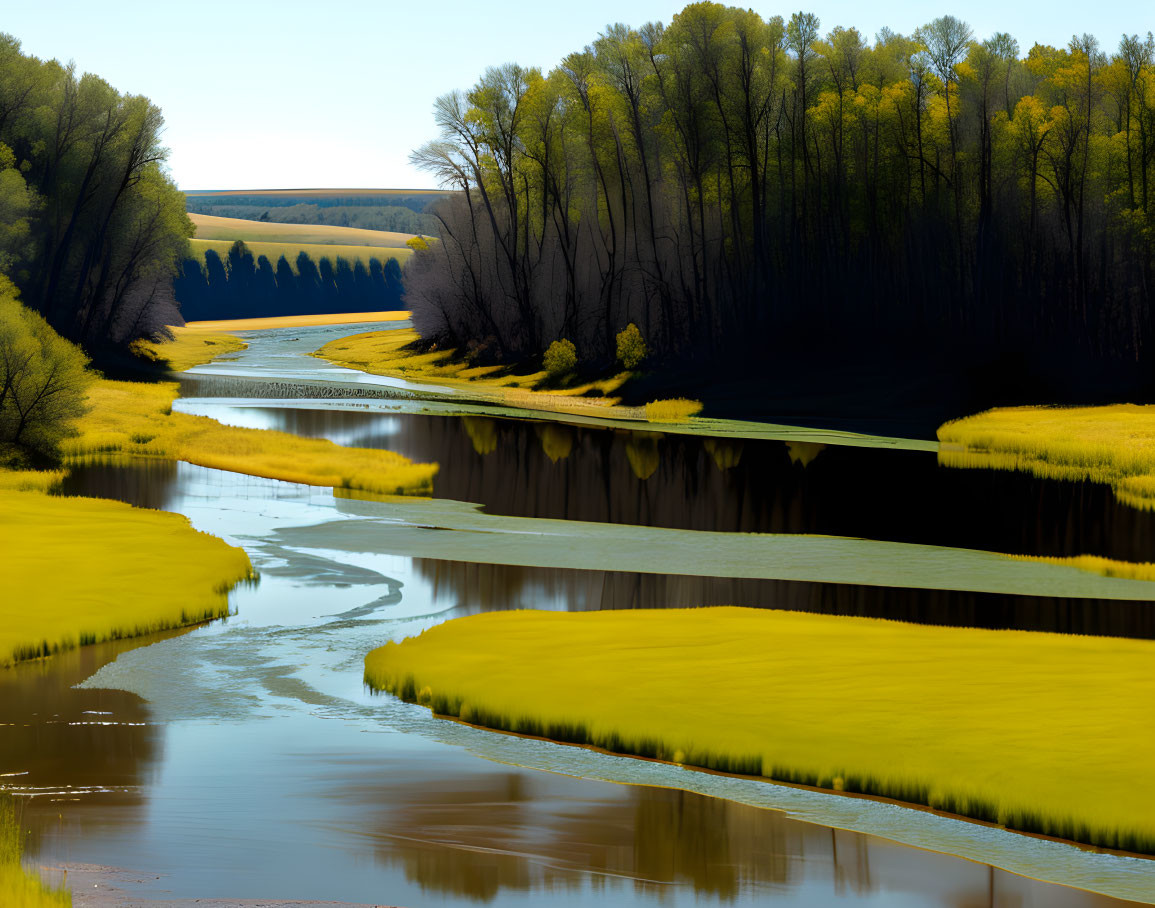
(543, 338, 577, 378)
(645, 398, 703, 422)
(615, 323, 647, 370)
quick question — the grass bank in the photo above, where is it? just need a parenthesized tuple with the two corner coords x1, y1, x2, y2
(64, 378, 437, 495)
(132, 326, 247, 372)
(182, 311, 408, 332)
(0, 796, 69, 907)
(0, 489, 253, 667)
(313, 327, 701, 424)
(366, 607, 1155, 854)
(939, 404, 1155, 511)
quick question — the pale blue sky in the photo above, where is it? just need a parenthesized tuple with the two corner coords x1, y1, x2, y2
(5, 1, 1151, 190)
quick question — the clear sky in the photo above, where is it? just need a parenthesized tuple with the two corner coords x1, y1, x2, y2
(4, 1, 1150, 190)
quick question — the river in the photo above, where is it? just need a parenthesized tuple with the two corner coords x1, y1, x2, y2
(5, 321, 1152, 906)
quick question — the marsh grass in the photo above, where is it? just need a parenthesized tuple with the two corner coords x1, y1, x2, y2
(313, 328, 639, 419)
(0, 489, 253, 668)
(131, 327, 247, 372)
(939, 404, 1155, 511)
(645, 398, 704, 422)
(64, 379, 437, 495)
(366, 607, 1155, 854)
(0, 795, 69, 907)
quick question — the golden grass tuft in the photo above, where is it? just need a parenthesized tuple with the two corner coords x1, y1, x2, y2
(131, 327, 247, 372)
(645, 398, 703, 422)
(0, 796, 69, 907)
(366, 607, 1155, 854)
(64, 379, 437, 496)
(0, 467, 65, 493)
(0, 489, 253, 668)
(313, 327, 638, 418)
(938, 403, 1155, 510)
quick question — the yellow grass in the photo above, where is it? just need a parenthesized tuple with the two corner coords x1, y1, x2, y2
(182, 311, 408, 332)
(0, 489, 253, 667)
(132, 327, 247, 372)
(0, 467, 65, 493)
(1, 796, 69, 907)
(189, 239, 411, 269)
(63, 379, 437, 496)
(939, 403, 1155, 510)
(314, 328, 640, 419)
(189, 213, 415, 247)
(367, 607, 1155, 853)
(645, 398, 704, 422)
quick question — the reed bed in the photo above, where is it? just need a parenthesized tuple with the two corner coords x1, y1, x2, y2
(939, 404, 1155, 510)
(0, 489, 254, 667)
(63, 379, 437, 495)
(0, 467, 65, 493)
(131, 327, 247, 372)
(366, 607, 1155, 854)
(0, 796, 69, 907)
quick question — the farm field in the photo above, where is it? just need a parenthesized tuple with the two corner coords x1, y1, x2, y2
(188, 213, 417, 247)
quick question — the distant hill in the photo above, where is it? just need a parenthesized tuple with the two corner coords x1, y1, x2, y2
(183, 188, 451, 235)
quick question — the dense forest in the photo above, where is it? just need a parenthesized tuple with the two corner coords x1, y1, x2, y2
(183, 202, 439, 236)
(407, 5, 1155, 409)
(175, 242, 405, 320)
(0, 34, 189, 349)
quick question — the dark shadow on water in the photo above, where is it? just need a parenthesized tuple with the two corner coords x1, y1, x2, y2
(172, 402, 1155, 563)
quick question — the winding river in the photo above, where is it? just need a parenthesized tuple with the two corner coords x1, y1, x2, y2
(5, 321, 1153, 906)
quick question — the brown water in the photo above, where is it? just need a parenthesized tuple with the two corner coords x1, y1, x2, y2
(4, 324, 1153, 906)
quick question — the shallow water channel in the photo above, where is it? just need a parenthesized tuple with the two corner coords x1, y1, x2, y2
(5, 323, 1154, 906)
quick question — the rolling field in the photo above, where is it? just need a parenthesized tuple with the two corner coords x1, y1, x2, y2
(185, 188, 449, 200)
(189, 213, 416, 247)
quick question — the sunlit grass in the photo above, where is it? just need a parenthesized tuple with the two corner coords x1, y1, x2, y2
(131, 327, 247, 372)
(938, 404, 1155, 510)
(0, 466, 65, 493)
(0, 796, 69, 907)
(183, 311, 408, 332)
(63, 379, 437, 495)
(314, 328, 638, 418)
(189, 239, 411, 270)
(366, 607, 1155, 853)
(189, 213, 416, 247)
(645, 398, 704, 422)
(0, 489, 253, 668)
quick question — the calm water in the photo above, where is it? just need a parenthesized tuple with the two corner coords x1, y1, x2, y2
(4, 324, 1153, 906)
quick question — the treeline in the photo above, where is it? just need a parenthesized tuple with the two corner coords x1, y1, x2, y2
(0, 34, 188, 349)
(407, 5, 1155, 401)
(184, 191, 444, 214)
(175, 241, 404, 320)
(183, 203, 439, 235)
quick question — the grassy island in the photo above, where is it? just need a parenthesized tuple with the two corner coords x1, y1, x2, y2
(65, 378, 437, 496)
(939, 404, 1155, 511)
(366, 607, 1155, 854)
(0, 489, 253, 667)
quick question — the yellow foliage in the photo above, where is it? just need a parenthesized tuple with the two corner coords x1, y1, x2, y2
(0, 466, 65, 492)
(64, 379, 437, 496)
(131, 327, 247, 372)
(0, 795, 69, 907)
(938, 403, 1155, 510)
(645, 398, 703, 422)
(0, 489, 253, 668)
(366, 607, 1155, 853)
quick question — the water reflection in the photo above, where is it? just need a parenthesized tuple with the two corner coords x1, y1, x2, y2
(172, 400, 1155, 563)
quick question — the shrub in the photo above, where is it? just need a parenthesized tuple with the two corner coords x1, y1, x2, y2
(0, 282, 92, 455)
(645, 398, 703, 422)
(615, 323, 647, 370)
(543, 338, 577, 378)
